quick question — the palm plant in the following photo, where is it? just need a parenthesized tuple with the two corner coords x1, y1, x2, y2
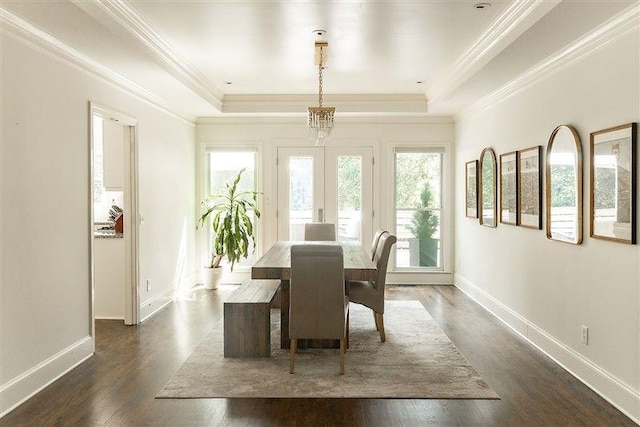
(199, 168, 261, 271)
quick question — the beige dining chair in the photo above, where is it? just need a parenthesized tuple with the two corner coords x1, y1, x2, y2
(289, 244, 349, 375)
(348, 232, 397, 342)
(304, 223, 336, 241)
(370, 229, 387, 261)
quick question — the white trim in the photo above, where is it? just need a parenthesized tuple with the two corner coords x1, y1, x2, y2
(196, 116, 454, 126)
(72, 0, 223, 111)
(454, 273, 640, 425)
(222, 94, 428, 114)
(0, 337, 93, 418)
(89, 102, 141, 326)
(429, 0, 561, 103)
(387, 272, 453, 285)
(139, 287, 174, 323)
(457, 3, 640, 121)
(0, 8, 196, 124)
(95, 316, 126, 320)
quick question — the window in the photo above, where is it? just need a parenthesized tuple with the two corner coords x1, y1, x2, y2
(206, 149, 258, 267)
(394, 149, 443, 269)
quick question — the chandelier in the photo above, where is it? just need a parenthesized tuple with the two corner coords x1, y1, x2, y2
(308, 41, 335, 146)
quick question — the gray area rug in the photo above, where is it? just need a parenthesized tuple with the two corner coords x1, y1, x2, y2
(157, 300, 499, 399)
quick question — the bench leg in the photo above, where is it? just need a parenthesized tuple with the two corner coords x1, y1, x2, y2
(280, 279, 290, 349)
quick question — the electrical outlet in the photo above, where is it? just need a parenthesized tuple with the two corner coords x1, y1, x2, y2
(581, 325, 589, 345)
(146, 280, 151, 292)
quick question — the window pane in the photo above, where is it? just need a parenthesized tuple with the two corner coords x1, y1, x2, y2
(394, 151, 442, 268)
(207, 150, 257, 267)
(289, 156, 313, 240)
(337, 156, 362, 242)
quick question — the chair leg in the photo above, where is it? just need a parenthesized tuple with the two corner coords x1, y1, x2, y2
(375, 312, 386, 342)
(339, 338, 346, 375)
(373, 310, 379, 330)
(289, 339, 297, 374)
(346, 311, 350, 350)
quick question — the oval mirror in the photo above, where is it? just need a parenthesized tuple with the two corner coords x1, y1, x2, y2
(546, 125, 583, 244)
(479, 148, 497, 227)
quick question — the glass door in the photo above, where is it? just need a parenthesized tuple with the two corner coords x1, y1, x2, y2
(277, 146, 373, 245)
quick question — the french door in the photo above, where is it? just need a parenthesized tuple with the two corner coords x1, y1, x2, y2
(277, 146, 373, 246)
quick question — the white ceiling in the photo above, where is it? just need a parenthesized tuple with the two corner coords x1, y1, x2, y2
(1, 1, 634, 119)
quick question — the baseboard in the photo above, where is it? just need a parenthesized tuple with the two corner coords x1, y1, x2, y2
(454, 274, 640, 425)
(387, 271, 453, 285)
(139, 287, 174, 322)
(0, 336, 93, 418)
(95, 316, 125, 321)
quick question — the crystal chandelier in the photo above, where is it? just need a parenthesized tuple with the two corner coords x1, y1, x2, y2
(308, 42, 335, 146)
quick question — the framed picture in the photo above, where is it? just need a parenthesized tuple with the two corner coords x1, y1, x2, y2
(465, 160, 478, 218)
(590, 123, 637, 244)
(517, 146, 542, 229)
(500, 151, 518, 225)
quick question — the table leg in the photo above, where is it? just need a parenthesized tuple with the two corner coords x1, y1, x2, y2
(280, 279, 290, 349)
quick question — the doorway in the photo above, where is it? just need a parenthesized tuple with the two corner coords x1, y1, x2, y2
(90, 102, 139, 328)
(277, 146, 373, 245)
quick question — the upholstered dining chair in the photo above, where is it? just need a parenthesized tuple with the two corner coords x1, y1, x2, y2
(348, 232, 396, 342)
(304, 223, 336, 241)
(370, 229, 387, 261)
(289, 244, 349, 375)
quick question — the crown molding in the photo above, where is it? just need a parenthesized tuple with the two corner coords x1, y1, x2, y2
(0, 8, 196, 124)
(428, 0, 561, 103)
(222, 94, 429, 114)
(196, 115, 453, 126)
(457, 3, 640, 122)
(74, 0, 224, 112)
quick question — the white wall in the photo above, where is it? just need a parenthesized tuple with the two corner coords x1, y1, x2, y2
(196, 117, 456, 285)
(455, 28, 639, 422)
(0, 32, 196, 415)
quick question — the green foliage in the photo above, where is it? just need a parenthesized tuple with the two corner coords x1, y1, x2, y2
(199, 168, 261, 271)
(407, 183, 439, 240)
(337, 156, 362, 210)
(395, 152, 441, 209)
(550, 165, 577, 207)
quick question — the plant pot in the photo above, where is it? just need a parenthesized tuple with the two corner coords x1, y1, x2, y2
(409, 237, 438, 267)
(202, 266, 223, 290)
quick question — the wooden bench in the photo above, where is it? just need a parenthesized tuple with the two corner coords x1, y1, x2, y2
(223, 279, 280, 358)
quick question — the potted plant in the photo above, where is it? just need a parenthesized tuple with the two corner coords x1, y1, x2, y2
(199, 168, 261, 289)
(408, 183, 439, 267)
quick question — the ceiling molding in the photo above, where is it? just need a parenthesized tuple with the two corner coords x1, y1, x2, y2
(457, 3, 640, 122)
(74, 0, 224, 112)
(428, 0, 562, 104)
(0, 8, 196, 124)
(197, 116, 453, 126)
(222, 94, 429, 115)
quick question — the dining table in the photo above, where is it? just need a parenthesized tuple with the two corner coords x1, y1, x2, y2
(251, 240, 377, 349)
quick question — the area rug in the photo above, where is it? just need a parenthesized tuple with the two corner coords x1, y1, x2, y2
(157, 300, 499, 399)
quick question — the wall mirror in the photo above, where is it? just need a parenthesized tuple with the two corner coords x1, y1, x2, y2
(546, 125, 582, 244)
(479, 148, 497, 227)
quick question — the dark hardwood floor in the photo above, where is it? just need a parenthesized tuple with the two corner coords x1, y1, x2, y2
(3, 285, 635, 426)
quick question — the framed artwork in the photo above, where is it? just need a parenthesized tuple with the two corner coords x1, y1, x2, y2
(500, 151, 518, 225)
(517, 146, 542, 230)
(590, 123, 637, 244)
(465, 160, 478, 218)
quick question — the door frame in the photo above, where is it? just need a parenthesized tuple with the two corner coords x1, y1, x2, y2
(88, 101, 140, 342)
(276, 144, 375, 245)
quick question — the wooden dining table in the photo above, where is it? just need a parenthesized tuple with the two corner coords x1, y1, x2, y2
(251, 240, 377, 349)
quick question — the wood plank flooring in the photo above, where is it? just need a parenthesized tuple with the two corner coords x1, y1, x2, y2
(3, 285, 635, 426)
